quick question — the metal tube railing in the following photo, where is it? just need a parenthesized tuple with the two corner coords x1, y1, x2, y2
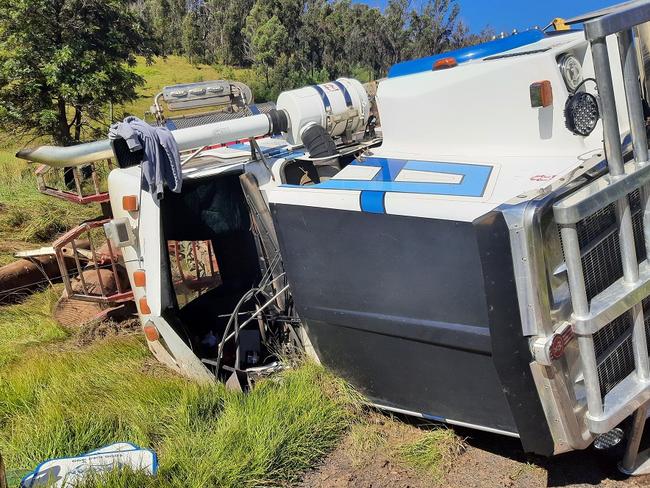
(555, 4, 650, 437)
(620, 30, 650, 375)
(561, 223, 604, 416)
(618, 29, 650, 165)
(620, 28, 650, 271)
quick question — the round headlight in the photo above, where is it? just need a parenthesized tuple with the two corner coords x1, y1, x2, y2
(565, 92, 599, 136)
(558, 54, 583, 92)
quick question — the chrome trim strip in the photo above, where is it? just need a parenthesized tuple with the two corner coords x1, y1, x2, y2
(371, 403, 521, 438)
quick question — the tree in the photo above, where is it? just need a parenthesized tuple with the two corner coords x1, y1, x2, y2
(407, 0, 462, 59)
(182, 5, 207, 63)
(382, 0, 411, 66)
(0, 0, 153, 145)
(208, 0, 254, 65)
(244, 2, 290, 86)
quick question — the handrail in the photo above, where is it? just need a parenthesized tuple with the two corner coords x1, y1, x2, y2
(583, 0, 650, 40)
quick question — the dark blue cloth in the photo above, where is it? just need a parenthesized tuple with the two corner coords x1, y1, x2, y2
(109, 116, 182, 199)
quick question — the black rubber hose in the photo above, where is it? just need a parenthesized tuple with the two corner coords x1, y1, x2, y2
(268, 109, 289, 135)
(301, 124, 340, 182)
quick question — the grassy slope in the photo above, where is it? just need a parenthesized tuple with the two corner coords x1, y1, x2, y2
(0, 56, 457, 487)
(0, 56, 254, 265)
(123, 56, 257, 118)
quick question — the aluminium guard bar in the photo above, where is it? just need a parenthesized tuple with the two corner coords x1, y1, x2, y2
(556, 0, 650, 474)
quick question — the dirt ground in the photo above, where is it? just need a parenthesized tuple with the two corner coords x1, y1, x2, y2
(300, 419, 650, 488)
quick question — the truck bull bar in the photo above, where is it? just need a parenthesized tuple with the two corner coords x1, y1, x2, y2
(557, 1, 650, 474)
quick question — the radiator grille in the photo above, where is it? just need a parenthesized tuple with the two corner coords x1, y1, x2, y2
(594, 311, 634, 397)
(575, 190, 645, 301)
(561, 189, 649, 397)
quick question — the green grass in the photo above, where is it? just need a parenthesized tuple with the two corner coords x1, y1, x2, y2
(0, 288, 68, 368)
(0, 137, 98, 266)
(0, 337, 352, 487)
(397, 429, 463, 481)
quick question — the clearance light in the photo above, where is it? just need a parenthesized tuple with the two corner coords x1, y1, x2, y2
(143, 321, 160, 342)
(565, 92, 599, 136)
(133, 269, 146, 287)
(122, 195, 138, 212)
(433, 57, 458, 70)
(530, 80, 553, 108)
(139, 297, 152, 315)
(552, 18, 570, 31)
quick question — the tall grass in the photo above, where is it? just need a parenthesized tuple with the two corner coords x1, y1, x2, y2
(0, 336, 352, 488)
(0, 142, 97, 268)
(0, 288, 67, 368)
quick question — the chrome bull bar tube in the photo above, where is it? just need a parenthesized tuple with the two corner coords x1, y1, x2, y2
(556, 0, 650, 475)
(15, 113, 274, 168)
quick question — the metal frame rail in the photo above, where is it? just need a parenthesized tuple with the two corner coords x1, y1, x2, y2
(555, 0, 650, 474)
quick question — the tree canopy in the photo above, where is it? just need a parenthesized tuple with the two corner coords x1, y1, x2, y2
(0, 0, 153, 145)
(136, 0, 492, 98)
(0, 0, 492, 143)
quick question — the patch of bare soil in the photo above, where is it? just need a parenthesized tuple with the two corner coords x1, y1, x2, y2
(442, 426, 650, 488)
(299, 414, 463, 488)
(74, 317, 140, 347)
(46, 317, 141, 354)
(300, 417, 650, 488)
(139, 355, 177, 376)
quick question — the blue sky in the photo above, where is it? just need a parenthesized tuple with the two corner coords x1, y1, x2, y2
(355, 0, 616, 34)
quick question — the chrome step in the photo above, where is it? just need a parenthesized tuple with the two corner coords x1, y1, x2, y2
(587, 370, 650, 433)
(554, 161, 650, 225)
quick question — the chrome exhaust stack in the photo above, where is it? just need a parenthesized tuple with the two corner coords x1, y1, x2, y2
(15, 111, 285, 168)
(15, 78, 369, 169)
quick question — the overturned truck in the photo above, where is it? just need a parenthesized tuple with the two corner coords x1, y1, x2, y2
(17, 1, 650, 473)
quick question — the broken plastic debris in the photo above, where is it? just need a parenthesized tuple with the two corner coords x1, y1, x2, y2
(20, 442, 157, 487)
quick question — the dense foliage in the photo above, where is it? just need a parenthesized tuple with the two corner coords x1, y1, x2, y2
(0, 0, 491, 142)
(0, 0, 154, 145)
(133, 0, 492, 98)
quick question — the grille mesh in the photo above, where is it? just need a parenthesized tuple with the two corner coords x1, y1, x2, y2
(594, 311, 634, 397)
(562, 189, 648, 397)
(575, 190, 644, 301)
